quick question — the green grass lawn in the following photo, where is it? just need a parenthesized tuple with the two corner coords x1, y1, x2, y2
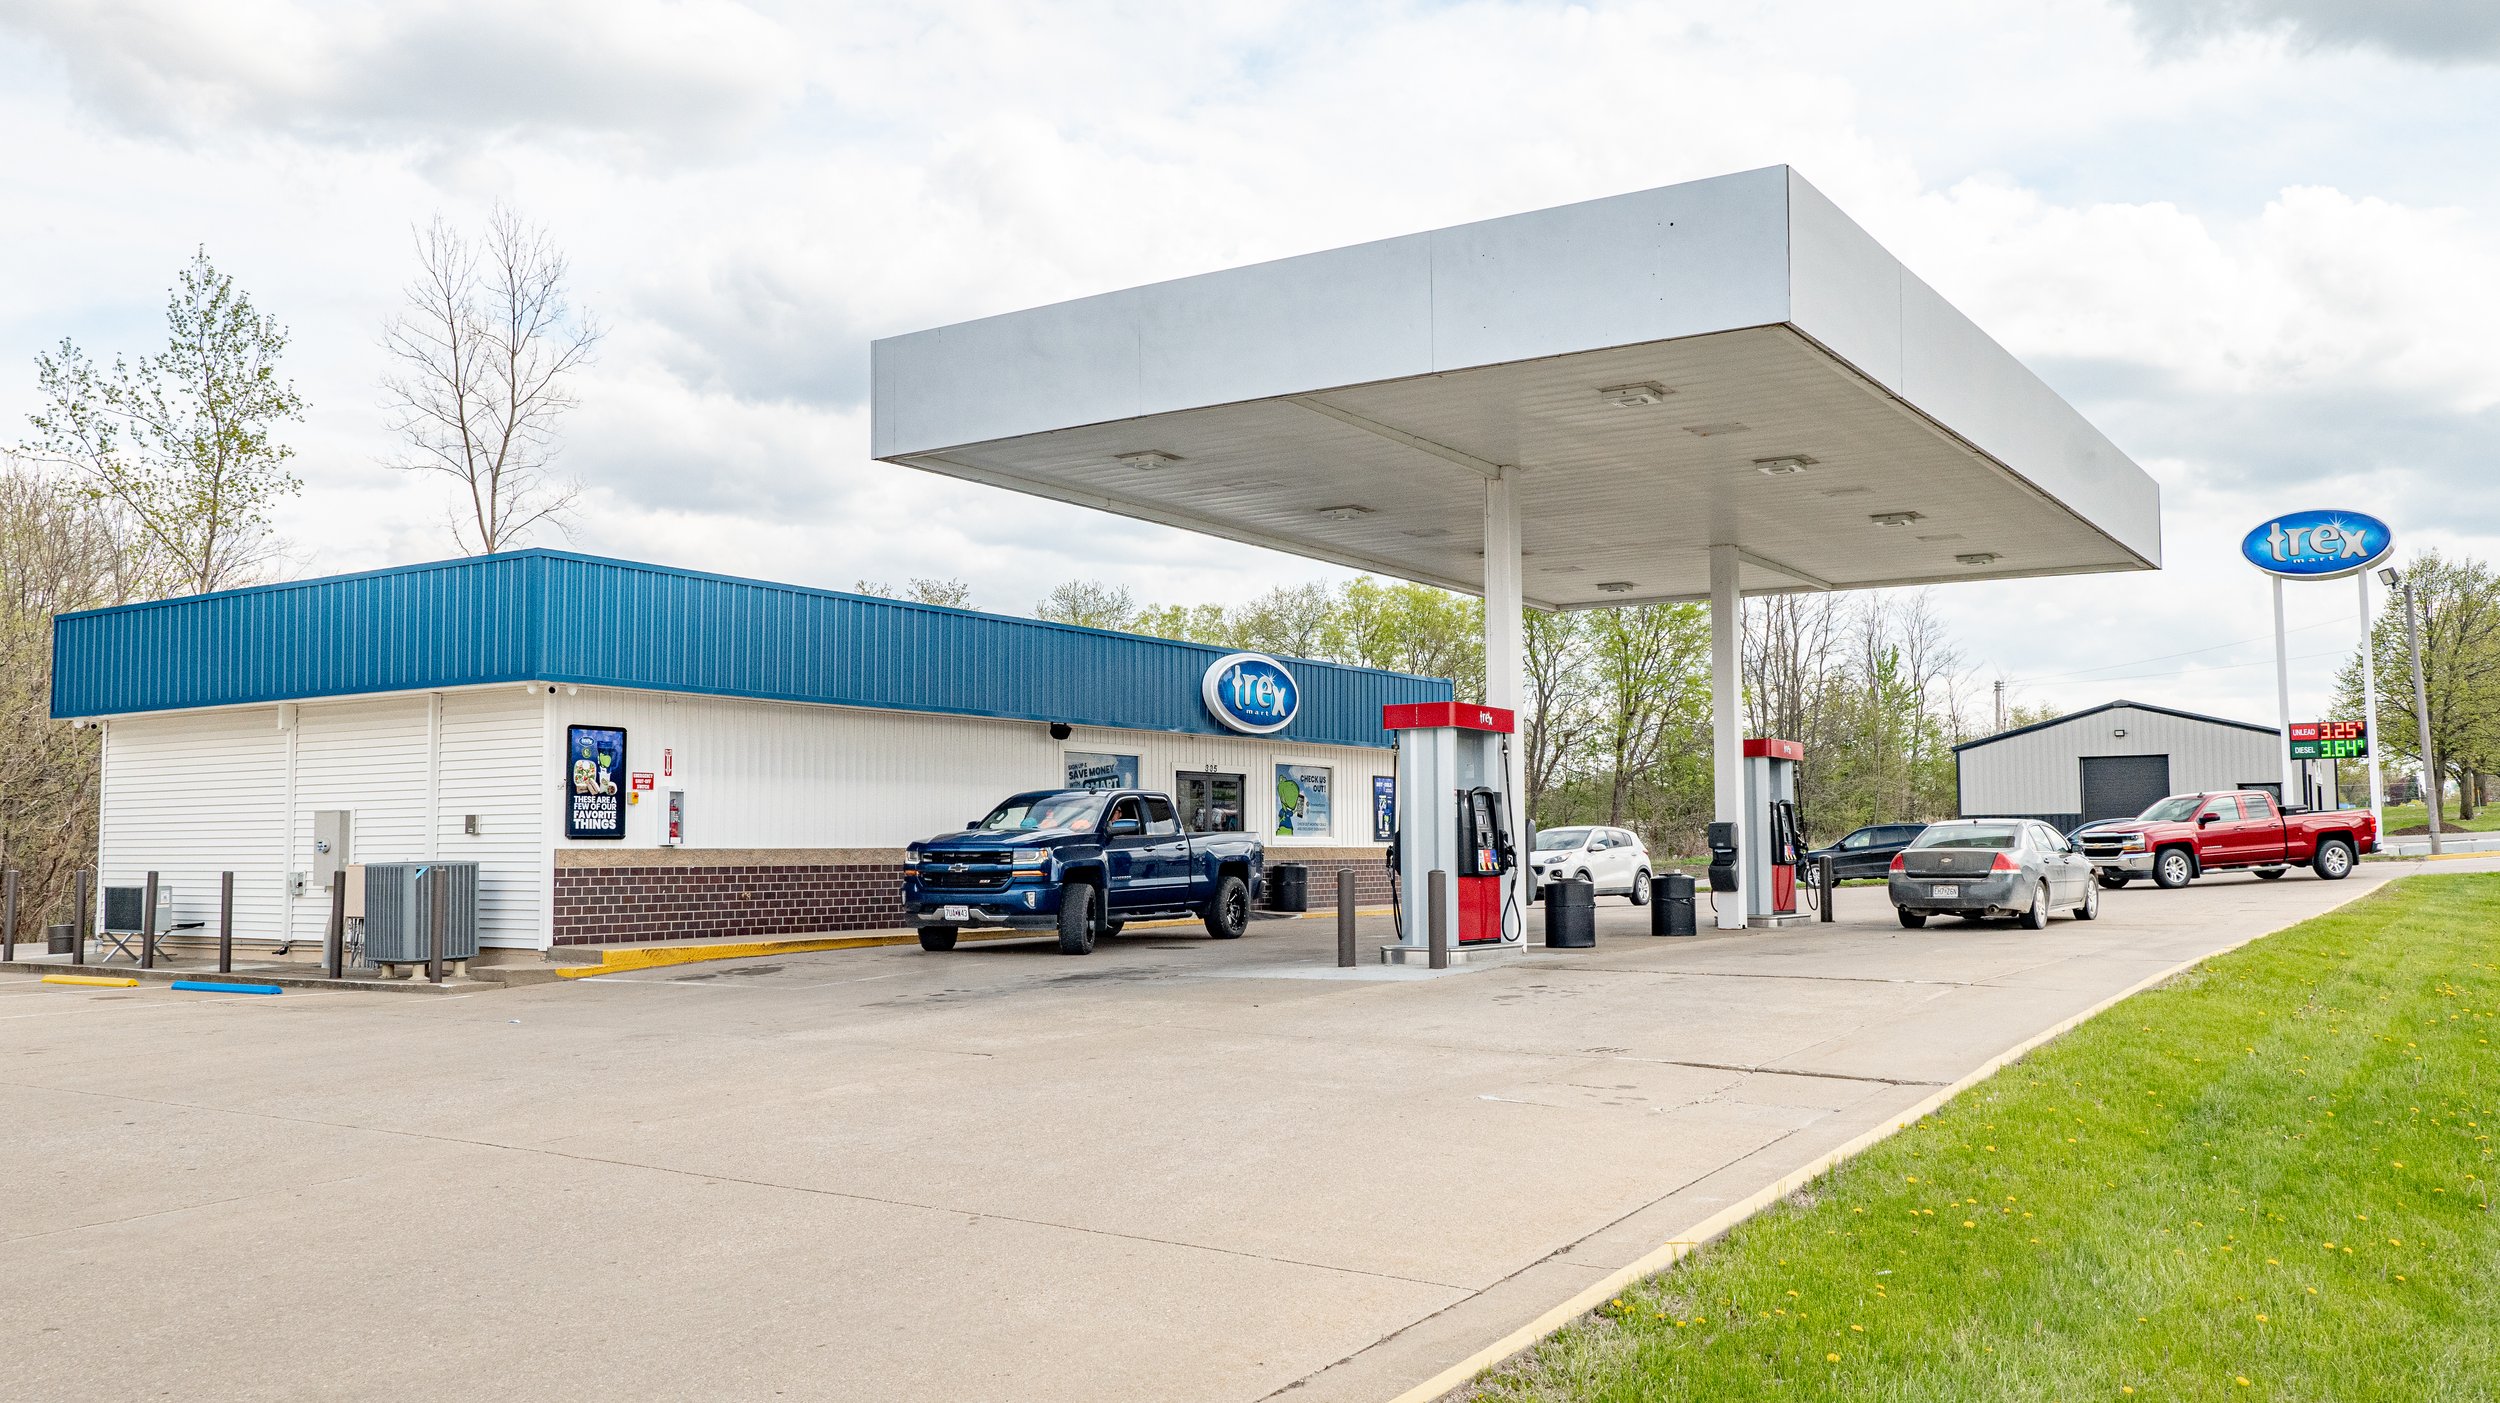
(2379, 800, 2500, 835)
(1462, 875, 2500, 1403)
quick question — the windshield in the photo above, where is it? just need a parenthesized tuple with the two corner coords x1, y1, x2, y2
(1534, 827, 1591, 852)
(1909, 823, 2020, 850)
(2138, 795, 2204, 823)
(975, 792, 1103, 833)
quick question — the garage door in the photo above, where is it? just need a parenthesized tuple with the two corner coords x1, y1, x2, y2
(2080, 754, 2171, 821)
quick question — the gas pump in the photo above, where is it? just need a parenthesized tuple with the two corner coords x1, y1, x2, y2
(1742, 737, 1808, 928)
(1381, 701, 1522, 962)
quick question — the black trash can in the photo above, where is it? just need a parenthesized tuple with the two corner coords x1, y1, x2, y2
(46, 923, 76, 955)
(1544, 878, 1595, 947)
(1268, 863, 1310, 913)
(1653, 873, 1697, 937)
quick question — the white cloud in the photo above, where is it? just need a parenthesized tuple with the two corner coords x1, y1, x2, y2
(3, 0, 2498, 729)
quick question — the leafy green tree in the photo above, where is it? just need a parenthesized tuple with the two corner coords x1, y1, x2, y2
(1589, 603, 1710, 826)
(1326, 576, 1483, 699)
(855, 576, 973, 608)
(23, 249, 305, 594)
(2333, 550, 2500, 821)
(1036, 579, 1136, 630)
(1522, 608, 1597, 822)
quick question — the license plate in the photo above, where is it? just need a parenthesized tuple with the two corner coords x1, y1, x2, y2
(1931, 884, 1958, 898)
(941, 905, 970, 922)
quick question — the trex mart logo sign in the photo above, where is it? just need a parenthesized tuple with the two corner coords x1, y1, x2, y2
(2240, 509, 2394, 580)
(1202, 653, 1299, 734)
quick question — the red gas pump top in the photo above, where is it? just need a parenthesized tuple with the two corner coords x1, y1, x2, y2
(1382, 702, 1516, 734)
(1742, 737, 1804, 760)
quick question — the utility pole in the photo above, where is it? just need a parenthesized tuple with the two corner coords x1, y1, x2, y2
(2385, 565, 2442, 856)
(1993, 679, 2005, 733)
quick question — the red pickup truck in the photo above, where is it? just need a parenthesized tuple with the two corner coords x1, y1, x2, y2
(2079, 790, 2376, 889)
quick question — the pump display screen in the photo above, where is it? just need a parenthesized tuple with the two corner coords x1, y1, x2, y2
(2288, 720, 2367, 760)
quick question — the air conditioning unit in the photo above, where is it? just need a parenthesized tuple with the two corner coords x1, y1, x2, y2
(102, 884, 174, 934)
(361, 863, 480, 964)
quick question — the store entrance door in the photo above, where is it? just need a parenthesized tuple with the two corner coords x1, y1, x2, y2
(1177, 771, 1245, 833)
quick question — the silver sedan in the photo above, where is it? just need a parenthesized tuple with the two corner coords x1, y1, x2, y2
(1888, 819, 2100, 929)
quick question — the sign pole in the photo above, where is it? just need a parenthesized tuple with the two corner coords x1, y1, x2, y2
(2273, 574, 2300, 807)
(2358, 571, 2386, 837)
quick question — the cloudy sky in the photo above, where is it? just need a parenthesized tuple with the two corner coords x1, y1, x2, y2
(3, 0, 2495, 728)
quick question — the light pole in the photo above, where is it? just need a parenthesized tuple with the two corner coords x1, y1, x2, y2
(2380, 564, 2441, 856)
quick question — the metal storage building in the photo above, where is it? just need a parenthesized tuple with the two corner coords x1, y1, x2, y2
(51, 551, 1449, 951)
(1954, 700, 2293, 831)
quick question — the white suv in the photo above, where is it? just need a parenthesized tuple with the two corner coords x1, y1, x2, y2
(1530, 825, 1654, 905)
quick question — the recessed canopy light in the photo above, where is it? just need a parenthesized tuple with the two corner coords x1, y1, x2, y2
(1114, 450, 1182, 470)
(1599, 382, 1671, 408)
(1682, 422, 1749, 437)
(1596, 580, 1636, 593)
(1754, 455, 1816, 477)
(1955, 552, 2002, 566)
(1869, 511, 1924, 527)
(1316, 504, 1372, 520)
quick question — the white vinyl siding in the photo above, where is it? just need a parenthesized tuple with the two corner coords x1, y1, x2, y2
(1957, 705, 2284, 817)
(98, 688, 549, 951)
(547, 687, 1396, 852)
(97, 707, 291, 942)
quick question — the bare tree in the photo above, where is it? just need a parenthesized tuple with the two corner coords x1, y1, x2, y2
(856, 577, 973, 608)
(1522, 608, 1598, 821)
(381, 205, 602, 554)
(1036, 579, 1136, 630)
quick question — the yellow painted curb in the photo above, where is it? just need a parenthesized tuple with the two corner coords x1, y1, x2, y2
(1377, 874, 2398, 1403)
(556, 905, 1400, 978)
(42, 974, 140, 988)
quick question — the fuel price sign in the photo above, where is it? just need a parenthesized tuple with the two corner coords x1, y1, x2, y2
(2288, 720, 2367, 761)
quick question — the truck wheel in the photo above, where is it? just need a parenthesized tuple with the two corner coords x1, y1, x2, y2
(917, 926, 959, 952)
(2254, 867, 2288, 881)
(1896, 906, 1927, 929)
(2075, 879, 2099, 921)
(2096, 872, 2131, 890)
(1056, 883, 1098, 955)
(1203, 874, 1250, 940)
(2312, 838, 2355, 881)
(2153, 847, 2196, 889)
(2022, 880, 2051, 930)
(1629, 870, 1652, 906)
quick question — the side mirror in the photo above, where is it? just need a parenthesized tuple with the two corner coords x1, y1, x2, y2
(2197, 812, 2220, 826)
(1108, 818, 1144, 838)
(966, 819, 985, 830)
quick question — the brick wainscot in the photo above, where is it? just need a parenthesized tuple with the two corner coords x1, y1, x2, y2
(554, 846, 1395, 946)
(553, 848, 909, 946)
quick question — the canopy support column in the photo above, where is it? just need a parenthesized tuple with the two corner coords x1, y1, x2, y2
(1485, 467, 1527, 943)
(1711, 545, 1746, 929)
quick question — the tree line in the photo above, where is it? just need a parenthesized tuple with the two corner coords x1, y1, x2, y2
(956, 574, 1995, 855)
(2334, 549, 2500, 826)
(4, 209, 597, 945)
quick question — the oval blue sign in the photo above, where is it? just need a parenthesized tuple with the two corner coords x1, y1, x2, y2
(2241, 510, 2393, 579)
(1202, 652, 1299, 734)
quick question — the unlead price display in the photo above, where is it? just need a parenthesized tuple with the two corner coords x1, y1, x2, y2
(2288, 720, 2367, 761)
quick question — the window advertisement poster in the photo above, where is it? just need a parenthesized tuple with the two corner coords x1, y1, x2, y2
(1065, 752, 1140, 791)
(565, 725, 628, 840)
(1274, 763, 1333, 837)
(1373, 775, 1396, 842)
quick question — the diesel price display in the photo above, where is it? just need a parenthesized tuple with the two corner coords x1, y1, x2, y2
(2288, 720, 2368, 761)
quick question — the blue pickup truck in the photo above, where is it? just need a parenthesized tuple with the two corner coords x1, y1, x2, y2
(904, 789, 1266, 955)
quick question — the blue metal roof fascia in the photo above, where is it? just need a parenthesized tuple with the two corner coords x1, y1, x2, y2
(52, 549, 1451, 748)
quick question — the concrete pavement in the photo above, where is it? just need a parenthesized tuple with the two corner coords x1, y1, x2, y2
(3, 858, 2479, 1402)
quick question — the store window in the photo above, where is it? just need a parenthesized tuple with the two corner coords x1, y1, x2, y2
(1177, 772, 1244, 832)
(1065, 752, 1139, 791)
(1273, 763, 1333, 838)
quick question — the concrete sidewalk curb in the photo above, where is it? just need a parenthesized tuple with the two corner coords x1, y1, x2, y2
(552, 906, 1399, 979)
(1379, 874, 2400, 1403)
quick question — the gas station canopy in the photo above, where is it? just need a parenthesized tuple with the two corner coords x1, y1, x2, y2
(869, 165, 2160, 608)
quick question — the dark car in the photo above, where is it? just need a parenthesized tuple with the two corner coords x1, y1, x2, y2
(902, 789, 1265, 956)
(1805, 823, 1929, 882)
